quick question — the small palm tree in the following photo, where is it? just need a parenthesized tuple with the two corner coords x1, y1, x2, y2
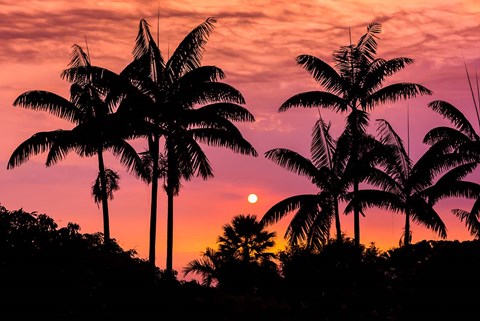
(182, 247, 221, 287)
(218, 214, 277, 264)
(91, 168, 120, 206)
(279, 22, 432, 246)
(183, 214, 278, 291)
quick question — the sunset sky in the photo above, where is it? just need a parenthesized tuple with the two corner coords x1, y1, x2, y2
(0, 0, 479, 279)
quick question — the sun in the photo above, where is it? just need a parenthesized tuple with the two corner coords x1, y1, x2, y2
(247, 193, 258, 204)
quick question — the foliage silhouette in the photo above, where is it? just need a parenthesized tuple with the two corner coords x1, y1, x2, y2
(184, 214, 280, 294)
(262, 112, 386, 249)
(122, 17, 258, 271)
(1, 204, 480, 321)
(92, 168, 120, 206)
(423, 91, 480, 238)
(0, 205, 162, 320)
(347, 119, 479, 245)
(7, 44, 146, 244)
(278, 22, 433, 246)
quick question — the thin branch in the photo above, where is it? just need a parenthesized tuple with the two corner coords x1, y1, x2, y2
(464, 61, 480, 130)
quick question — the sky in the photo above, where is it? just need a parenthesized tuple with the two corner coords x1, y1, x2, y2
(0, 0, 479, 279)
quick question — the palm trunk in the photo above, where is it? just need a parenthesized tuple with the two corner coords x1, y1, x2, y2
(165, 138, 175, 275)
(352, 111, 361, 247)
(97, 148, 110, 244)
(148, 135, 160, 265)
(404, 208, 411, 246)
(353, 177, 360, 247)
(334, 196, 342, 242)
(166, 183, 174, 274)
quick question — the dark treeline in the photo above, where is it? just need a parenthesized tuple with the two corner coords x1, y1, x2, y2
(0, 205, 479, 321)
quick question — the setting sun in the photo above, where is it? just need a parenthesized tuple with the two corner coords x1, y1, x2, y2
(247, 193, 258, 204)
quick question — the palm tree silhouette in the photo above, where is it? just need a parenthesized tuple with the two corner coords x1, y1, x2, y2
(262, 115, 346, 249)
(350, 119, 479, 245)
(278, 22, 432, 246)
(184, 214, 277, 289)
(262, 112, 382, 249)
(423, 94, 480, 237)
(126, 17, 258, 272)
(91, 168, 120, 206)
(7, 45, 145, 244)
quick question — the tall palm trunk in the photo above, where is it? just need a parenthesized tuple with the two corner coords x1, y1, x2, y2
(165, 137, 176, 274)
(353, 176, 360, 246)
(166, 187, 174, 273)
(148, 134, 160, 265)
(404, 206, 411, 246)
(352, 111, 361, 247)
(97, 147, 110, 243)
(334, 196, 342, 242)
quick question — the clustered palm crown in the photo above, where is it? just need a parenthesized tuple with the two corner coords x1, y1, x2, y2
(8, 17, 258, 273)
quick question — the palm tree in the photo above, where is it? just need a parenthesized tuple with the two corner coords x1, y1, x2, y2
(349, 119, 479, 246)
(183, 214, 278, 289)
(91, 168, 120, 206)
(262, 115, 345, 249)
(262, 112, 383, 250)
(126, 17, 258, 272)
(423, 73, 480, 238)
(182, 247, 221, 287)
(278, 22, 432, 246)
(217, 214, 277, 263)
(7, 45, 146, 244)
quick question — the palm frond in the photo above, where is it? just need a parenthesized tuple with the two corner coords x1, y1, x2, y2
(296, 54, 344, 94)
(194, 103, 255, 122)
(190, 127, 258, 157)
(285, 199, 327, 247)
(344, 189, 404, 214)
(365, 83, 433, 110)
(165, 17, 216, 84)
(169, 132, 212, 183)
(427, 100, 479, 140)
(279, 91, 347, 112)
(261, 194, 320, 226)
(425, 180, 480, 204)
(453, 208, 480, 239)
(409, 197, 447, 239)
(376, 118, 411, 177)
(92, 168, 120, 205)
(67, 44, 91, 68)
(45, 140, 78, 166)
(7, 131, 65, 169)
(364, 57, 414, 95)
(109, 139, 150, 182)
(178, 65, 225, 84)
(265, 148, 318, 182)
(423, 126, 471, 149)
(363, 167, 402, 194)
(132, 18, 165, 82)
(175, 81, 246, 107)
(311, 117, 336, 169)
(305, 207, 333, 250)
(13, 91, 82, 124)
(356, 22, 382, 62)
